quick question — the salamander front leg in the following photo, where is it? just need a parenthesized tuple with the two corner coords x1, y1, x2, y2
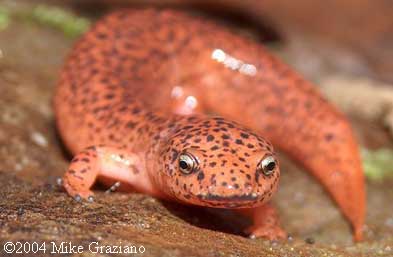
(62, 145, 144, 201)
(238, 204, 287, 240)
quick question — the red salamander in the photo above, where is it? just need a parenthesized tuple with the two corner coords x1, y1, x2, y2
(55, 9, 365, 241)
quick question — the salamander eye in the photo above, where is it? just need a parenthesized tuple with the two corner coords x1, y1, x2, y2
(257, 155, 276, 176)
(178, 153, 199, 174)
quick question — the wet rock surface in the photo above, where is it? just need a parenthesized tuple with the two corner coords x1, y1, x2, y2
(0, 1, 393, 256)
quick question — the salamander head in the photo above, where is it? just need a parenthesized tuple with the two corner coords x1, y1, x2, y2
(158, 116, 280, 208)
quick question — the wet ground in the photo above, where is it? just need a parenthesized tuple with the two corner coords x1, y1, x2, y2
(0, 1, 392, 256)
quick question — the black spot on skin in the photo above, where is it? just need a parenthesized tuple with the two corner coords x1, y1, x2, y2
(210, 145, 219, 151)
(247, 143, 254, 149)
(207, 135, 215, 142)
(197, 172, 205, 181)
(187, 116, 197, 122)
(221, 134, 230, 140)
(209, 162, 217, 167)
(132, 107, 141, 114)
(171, 150, 179, 163)
(325, 133, 334, 141)
(126, 121, 137, 129)
(118, 106, 128, 112)
(96, 32, 108, 39)
(235, 139, 243, 145)
(221, 160, 227, 167)
(210, 174, 216, 184)
(86, 146, 97, 151)
(240, 133, 249, 139)
(105, 93, 115, 99)
(304, 101, 312, 109)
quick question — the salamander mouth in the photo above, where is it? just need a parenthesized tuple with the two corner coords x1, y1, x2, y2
(194, 193, 262, 208)
(197, 193, 259, 202)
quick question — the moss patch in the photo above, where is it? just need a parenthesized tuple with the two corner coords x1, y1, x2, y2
(362, 148, 393, 181)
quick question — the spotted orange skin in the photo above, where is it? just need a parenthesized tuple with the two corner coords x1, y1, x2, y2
(55, 9, 365, 241)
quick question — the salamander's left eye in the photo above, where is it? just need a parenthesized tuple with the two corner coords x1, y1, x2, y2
(178, 153, 199, 174)
(257, 155, 276, 176)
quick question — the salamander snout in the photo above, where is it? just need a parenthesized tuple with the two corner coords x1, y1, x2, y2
(158, 116, 281, 208)
(190, 151, 280, 208)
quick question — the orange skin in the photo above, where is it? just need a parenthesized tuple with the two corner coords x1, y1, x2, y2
(55, 9, 365, 241)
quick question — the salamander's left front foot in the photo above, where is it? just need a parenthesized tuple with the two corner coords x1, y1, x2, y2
(238, 203, 287, 240)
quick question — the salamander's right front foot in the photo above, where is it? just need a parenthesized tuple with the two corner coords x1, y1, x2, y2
(62, 145, 143, 202)
(62, 146, 100, 202)
(62, 179, 95, 202)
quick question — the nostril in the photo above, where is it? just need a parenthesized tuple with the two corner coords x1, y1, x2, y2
(244, 182, 253, 191)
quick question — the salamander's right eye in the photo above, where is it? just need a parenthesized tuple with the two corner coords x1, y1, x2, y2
(178, 153, 199, 174)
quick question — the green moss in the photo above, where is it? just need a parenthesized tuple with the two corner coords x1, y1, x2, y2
(362, 148, 393, 181)
(0, 6, 10, 30)
(27, 5, 91, 38)
(0, 4, 90, 38)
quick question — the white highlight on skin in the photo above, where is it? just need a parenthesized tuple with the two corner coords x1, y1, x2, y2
(111, 153, 131, 167)
(185, 95, 198, 109)
(171, 86, 184, 99)
(211, 48, 257, 76)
